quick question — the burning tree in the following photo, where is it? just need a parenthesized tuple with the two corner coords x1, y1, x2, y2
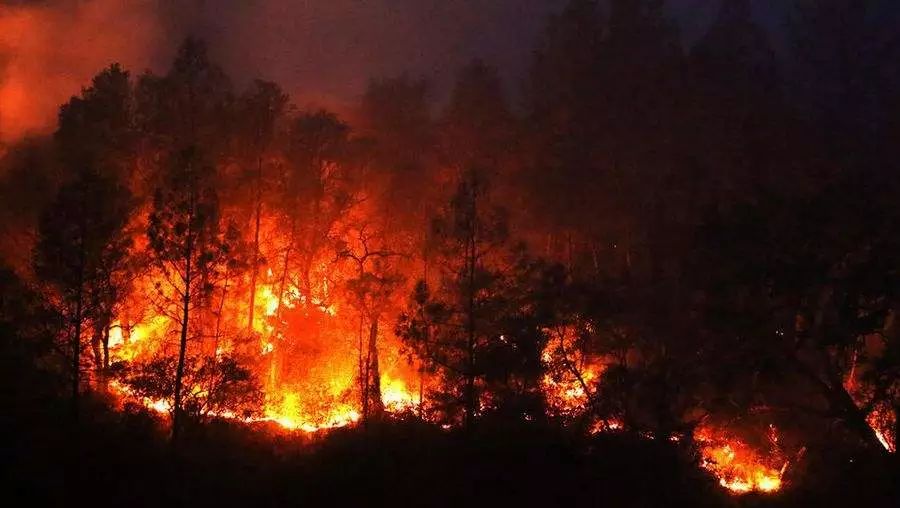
(338, 223, 404, 422)
(32, 62, 137, 416)
(33, 170, 133, 418)
(121, 354, 263, 421)
(397, 169, 511, 428)
(262, 109, 355, 389)
(234, 80, 289, 335)
(147, 145, 230, 444)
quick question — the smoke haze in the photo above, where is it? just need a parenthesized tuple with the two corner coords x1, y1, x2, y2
(1, 0, 788, 143)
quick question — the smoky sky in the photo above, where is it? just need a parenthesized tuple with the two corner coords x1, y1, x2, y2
(165, 0, 784, 105)
(1, 0, 785, 141)
(158, 0, 575, 107)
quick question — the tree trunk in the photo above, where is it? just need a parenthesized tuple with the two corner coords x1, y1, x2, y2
(102, 324, 109, 372)
(172, 263, 190, 447)
(270, 216, 296, 390)
(90, 312, 111, 384)
(791, 348, 889, 454)
(275, 217, 296, 322)
(892, 403, 899, 454)
(172, 193, 194, 447)
(247, 156, 262, 333)
(358, 314, 365, 417)
(215, 269, 229, 356)
(71, 218, 87, 421)
(72, 286, 83, 421)
(91, 320, 104, 375)
(558, 328, 595, 414)
(366, 318, 383, 419)
(418, 367, 425, 419)
(832, 382, 889, 454)
(464, 182, 478, 431)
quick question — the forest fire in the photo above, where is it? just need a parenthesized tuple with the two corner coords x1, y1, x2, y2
(103, 240, 421, 432)
(695, 424, 787, 494)
(541, 327, 605, 419)
(3, 1, 900, 505)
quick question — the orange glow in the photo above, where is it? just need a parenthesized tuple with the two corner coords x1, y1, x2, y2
(0, 1, 160, 142)
(866, 404, 896, 453)
(542, 365, 601, 415)
(541, 326, 604, 418)
(844, 353, 896, 454)
(381, 375, 419, 413)
(108, 315, 170, 362)
(106, 213, 421, 433)
(695, 423, 786, 494)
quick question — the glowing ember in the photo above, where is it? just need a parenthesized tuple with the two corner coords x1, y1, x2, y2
(695, 424, 786, 494)
(866, 405, 896, 453)
(111, 374, 420, 433)
(844, 358, 897, 454)
(540, 326, 604, 418)
(589, 418, 624, 434)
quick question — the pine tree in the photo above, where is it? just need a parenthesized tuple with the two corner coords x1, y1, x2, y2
(147, 146, 223, 445)
(34, 170, 132, 419)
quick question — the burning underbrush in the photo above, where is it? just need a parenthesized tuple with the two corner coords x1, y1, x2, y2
(100, 282, 799, 496)
(694, 422, 788, 494)
(103, 270, 421, 432)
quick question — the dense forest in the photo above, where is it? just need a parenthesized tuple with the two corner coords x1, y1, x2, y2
(1, 1, 898, 506)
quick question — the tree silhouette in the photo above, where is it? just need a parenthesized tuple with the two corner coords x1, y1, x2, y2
(33, 170, 132, 418)
(397, 169, 510, 429)
(147, 146, 224, 445)
(338, 224, 404, 421)
(236, 80, 288, 334)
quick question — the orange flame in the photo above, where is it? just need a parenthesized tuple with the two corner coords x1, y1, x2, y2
(695, 424, 786, 494)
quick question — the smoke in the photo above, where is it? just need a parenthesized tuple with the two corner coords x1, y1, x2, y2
(188, 0, 565, 111)
(0, 0, 166, 142)
(0, 0, 569, 144)
(1, 0, 782, 144)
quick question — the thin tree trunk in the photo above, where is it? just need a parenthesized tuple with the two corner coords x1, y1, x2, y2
(790, 349, 888, 454)
(358, 314, 365, 417)
(557, 328, 595, 413)
(464, 181, 478, 431)
(275, 216, 296, 321)
(91, 312, 110, 384)
(215, 269, 229, 355)
(366, 318, 383, 419)
(72, 214, 87, 421)
(72, 283, 83, 421)
(172, 260, 191, 447)
(91, 321, 104, 375)
(892, 403, 899, 454)
(247, 156, 262, 333)
(271, 216, 296, 390)
(102, 324, 109, 371)
(172, 191, 194, 447)
(363, 332, 370, 422)
(590, 239, 600, 277)
(418, 367, 424, 419)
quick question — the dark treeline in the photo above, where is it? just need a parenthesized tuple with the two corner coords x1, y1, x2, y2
(1, 1, 899, 506)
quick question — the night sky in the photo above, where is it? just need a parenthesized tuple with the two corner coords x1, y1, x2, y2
(163, 0, 785, 106)
(0, 0, 795, 140)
